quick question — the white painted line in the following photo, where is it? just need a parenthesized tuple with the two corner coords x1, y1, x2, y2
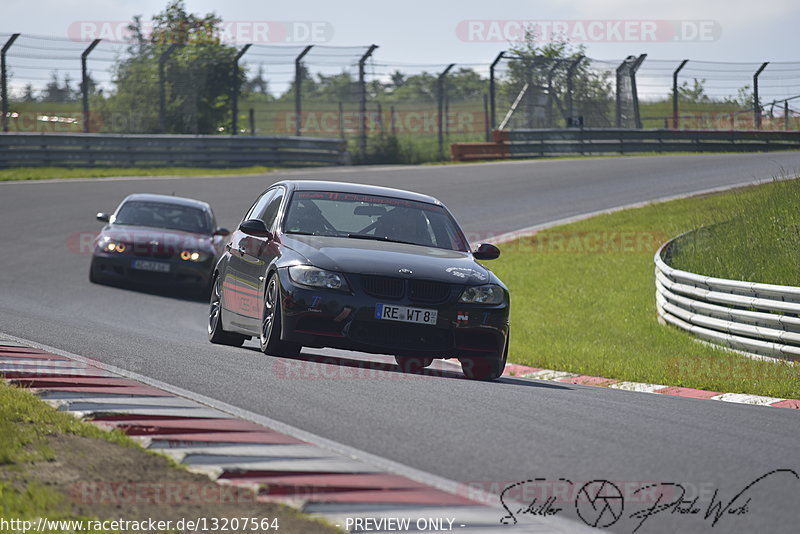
(67, 407, 234, 418)
(46, 396, 202, 408)
(525, 370, 578, 381)
(154, 445, 338, 463)
(711, 393, 786, 406)
(609, 381, 669, 393)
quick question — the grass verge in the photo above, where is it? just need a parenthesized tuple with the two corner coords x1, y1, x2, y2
(0, 382, 338, 533)
(0, 166, 274, 182)
(668, 178, 800, 286)
(491, 178, 800, 399)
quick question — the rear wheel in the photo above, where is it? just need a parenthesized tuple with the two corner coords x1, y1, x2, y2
(395, 356, 434, 374)
(208, 274, 247, 347)
(260, 273, 302, 357)
(460, 336, 508, 381)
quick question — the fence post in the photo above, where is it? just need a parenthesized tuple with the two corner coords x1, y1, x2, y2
(248, 108, 255, 135)
(785, 100, 790, 131)
(338, 101, 344, 139)
(566, 55, 584, 125)
(80, 39, 101, 133)
(630, 54, 646, 129)
(358, 44, 378, 160)
(294, 45, 313, 136)
(1, 33, 20, 133)
(489, 51, 504, 130)
(158, 44, 178, 134)
(615, 59, 626, 128)
(483, 93, 490, 141)
(672, 59, 688, 129)
(230, 44, 251, 136)
(437, 63, 455, 160)
(753, 62, 769, 129)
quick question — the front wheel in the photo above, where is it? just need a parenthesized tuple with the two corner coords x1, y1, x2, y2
(460, 336, 508, 381)
(260, 273, 302, 357)
(208, 275, 247, 347)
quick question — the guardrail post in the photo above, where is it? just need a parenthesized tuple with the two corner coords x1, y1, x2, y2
(158, 44, 178, 134)
(753, 62, 769, 129)
(357, 44, 378, 160)
(80, 39, 101, 133)
(294, 45, 313, 136)
(566, 55, 584, 126)
(437, 63, 455, 160)
(489, 51, 504, 130)
(672, 59, 688, 129)
(1, 33, 20, 133)
(231, 44, 251, 136)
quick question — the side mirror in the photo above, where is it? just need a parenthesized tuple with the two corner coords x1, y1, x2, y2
(238, 219, 272, 239)
(96, 212, 110, 222)
(213, 227, 231, 237)
(473, 243, 500, 260)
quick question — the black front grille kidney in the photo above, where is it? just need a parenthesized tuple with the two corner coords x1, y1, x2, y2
(362, 276, 452, 303)
(409, 280, 450, 303)
(362, 276, 404, 299)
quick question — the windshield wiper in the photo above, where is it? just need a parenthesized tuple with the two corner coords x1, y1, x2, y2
(347, 233, 419, 246)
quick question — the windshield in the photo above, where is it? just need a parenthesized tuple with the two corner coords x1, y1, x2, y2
(283, 191, 469, 251)
(113, 201, 212, 234)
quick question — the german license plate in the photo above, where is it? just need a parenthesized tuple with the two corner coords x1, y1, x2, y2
(131, 260, 170, 273)
(375, 303, 437, 325)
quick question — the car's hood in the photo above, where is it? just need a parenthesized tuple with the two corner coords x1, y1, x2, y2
(283, 235, 491, 285)
(100, 224, 215, 251)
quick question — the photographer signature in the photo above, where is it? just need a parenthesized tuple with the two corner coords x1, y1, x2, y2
(499, 469, 798, 531)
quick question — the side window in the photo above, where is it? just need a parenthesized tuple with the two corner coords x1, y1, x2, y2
(259, 189, 285, 231)
(244, 189, 277, 222)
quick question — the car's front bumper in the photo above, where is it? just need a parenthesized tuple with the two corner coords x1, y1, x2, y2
(91, 252, 213, 289)
(276, 269, 509, 358)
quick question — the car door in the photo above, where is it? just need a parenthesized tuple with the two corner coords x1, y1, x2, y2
(223, 188, 277, 331)
(238, 186, 285, 297)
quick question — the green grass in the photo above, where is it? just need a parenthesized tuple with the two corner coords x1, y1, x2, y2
(0, 166, 274, 182)
(0, 383, 132, 527)
(669, 178, 800, 286)
(491, 179, 800, 398)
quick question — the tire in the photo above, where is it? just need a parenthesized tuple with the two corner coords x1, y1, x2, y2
(395, 356, 434, 374)
(460, 336, 508, 381)
(208, 274, 247, 347)
(260, 272, 302, 357)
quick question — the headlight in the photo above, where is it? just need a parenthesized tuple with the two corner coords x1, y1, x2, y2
(98, 237, 126, 253)
(288, 265, 349, 291)
(180, 250, 210, 262)
(458, 284, 505, 305)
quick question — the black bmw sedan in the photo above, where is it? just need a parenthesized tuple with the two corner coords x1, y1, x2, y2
(208, 181, 510, 380)
(90, 193, 229, 294)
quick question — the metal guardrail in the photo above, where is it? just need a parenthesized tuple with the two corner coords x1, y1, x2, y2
(0, 133, 350, 168)
(654, 235, 800, 361)
(451, 128, 800, 160)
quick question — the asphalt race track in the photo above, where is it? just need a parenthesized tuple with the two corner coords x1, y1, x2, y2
(2, 152, 800, 533)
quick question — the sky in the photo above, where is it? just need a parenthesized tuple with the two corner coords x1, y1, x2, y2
(2, 0, 799, 100)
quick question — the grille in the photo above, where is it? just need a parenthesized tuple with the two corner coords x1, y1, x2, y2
(128, 243, 173, 259)
(362, 276, 404, 299)
(349, 321, 452, 351)
(409, 280, 451, 303)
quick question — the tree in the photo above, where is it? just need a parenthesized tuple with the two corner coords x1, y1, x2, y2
(677, 78, 710, 103)
(243, 64, 270, 97)
(99, 0, 242, 134)
(503, 31, 613, 127)
(42, 72, 77, 103)
(21, 84, 37, 102)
